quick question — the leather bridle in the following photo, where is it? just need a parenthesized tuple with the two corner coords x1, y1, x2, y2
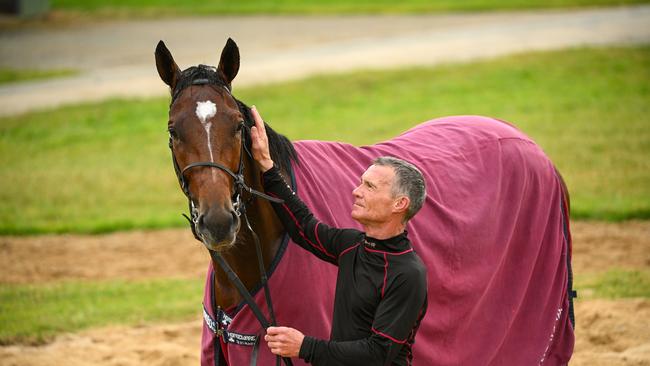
(168, 77, 283, 241)
(168, 77, 292, 366)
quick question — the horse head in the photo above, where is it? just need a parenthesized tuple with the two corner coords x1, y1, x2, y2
(155, 38, 246, 252)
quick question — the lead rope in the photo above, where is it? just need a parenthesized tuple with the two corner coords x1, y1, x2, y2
(239, 125, 283, 366)
(241, 204, 283, 366)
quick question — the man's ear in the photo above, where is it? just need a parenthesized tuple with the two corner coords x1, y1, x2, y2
(393, 196, 410, 215)
(155, 40, 181, 90)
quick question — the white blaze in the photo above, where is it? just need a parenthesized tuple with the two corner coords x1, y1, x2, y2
(195, 100, 217, 164)
(196, 100, 217, 124)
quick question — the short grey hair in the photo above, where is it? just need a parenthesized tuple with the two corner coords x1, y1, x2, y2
(373, 156, 426, 222)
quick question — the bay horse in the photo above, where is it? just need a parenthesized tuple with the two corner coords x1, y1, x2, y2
(155, 38, 576, 366)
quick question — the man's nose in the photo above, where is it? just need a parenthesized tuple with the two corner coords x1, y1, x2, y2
(352, 185, 361, 198)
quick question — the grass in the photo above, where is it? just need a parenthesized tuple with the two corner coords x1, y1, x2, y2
(0, 279, 203, 345)
(575, 269, 650, 299)
(0, 68, 76, 85)
(50, 0, 650, 17)
(0, 46, 648, 234)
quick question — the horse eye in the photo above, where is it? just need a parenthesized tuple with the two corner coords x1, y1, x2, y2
(168, 127, 178, 139)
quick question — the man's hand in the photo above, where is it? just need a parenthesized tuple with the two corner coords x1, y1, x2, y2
(250, 106, 274, 172)
(265, 326, 305, 358)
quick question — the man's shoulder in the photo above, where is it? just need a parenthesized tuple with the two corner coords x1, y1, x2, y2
(393, 250, 428, 281)
(387, 255, 428, 297)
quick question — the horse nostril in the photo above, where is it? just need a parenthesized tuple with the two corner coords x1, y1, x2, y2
(230, 210, 240, 228)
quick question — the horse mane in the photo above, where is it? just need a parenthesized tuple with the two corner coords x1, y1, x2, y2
(173, 64, 299, 172)
(235, 99, 299, 173)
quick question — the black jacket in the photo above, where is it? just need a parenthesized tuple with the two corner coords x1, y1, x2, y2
(263, 166, 428, 366)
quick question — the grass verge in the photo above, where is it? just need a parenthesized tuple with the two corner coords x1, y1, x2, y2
(575, 269, 650, 299)
(0, 46, 648, 234)
(0, 68, 76, 85)
(51, 0, 650, 17)
(0, 279, 203, 345)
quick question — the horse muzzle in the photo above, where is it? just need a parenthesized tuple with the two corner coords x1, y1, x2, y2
(195, 207, 241, 251)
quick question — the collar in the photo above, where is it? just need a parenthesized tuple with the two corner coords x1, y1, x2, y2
(363, 230, 411, 253)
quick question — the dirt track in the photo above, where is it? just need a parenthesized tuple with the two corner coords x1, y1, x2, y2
(1, 221, 649, 365)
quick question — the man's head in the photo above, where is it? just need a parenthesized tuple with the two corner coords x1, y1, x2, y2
(351, 156, 426, 226)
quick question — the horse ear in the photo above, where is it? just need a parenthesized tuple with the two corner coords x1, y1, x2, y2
(217, 38, 240, 88)
(155, 40, 181, 89)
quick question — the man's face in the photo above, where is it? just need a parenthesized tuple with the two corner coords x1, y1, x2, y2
(351, 164, 397, 226)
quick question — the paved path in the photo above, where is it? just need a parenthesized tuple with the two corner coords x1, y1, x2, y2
(0, 5, 649, 116)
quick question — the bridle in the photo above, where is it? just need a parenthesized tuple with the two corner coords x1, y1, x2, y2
(168, 76, 292, 366)
(168, 77, 283, 241)
(170, 126, 282, 242)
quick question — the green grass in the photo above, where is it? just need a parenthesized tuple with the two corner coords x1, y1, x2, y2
(0, 279, 203, 345)
(0, 68, 76, 85)
(0, 46, 648, 234)
(575, 269, 650, 299)
(51, 0, 650, 17)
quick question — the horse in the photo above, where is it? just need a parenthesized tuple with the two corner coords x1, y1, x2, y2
(155, 38, 576, 366)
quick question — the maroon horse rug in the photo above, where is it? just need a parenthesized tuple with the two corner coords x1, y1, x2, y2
(201, 115, 575, 365)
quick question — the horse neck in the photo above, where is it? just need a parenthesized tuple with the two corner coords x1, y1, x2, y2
(211, 152, 286, 309)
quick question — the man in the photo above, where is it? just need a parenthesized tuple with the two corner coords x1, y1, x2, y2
(250, 106, 428, 366)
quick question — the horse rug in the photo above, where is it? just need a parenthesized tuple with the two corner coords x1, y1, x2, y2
(201, 115, 575, 365)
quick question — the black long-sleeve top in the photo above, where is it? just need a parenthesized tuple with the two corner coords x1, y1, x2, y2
(262, 166, 428, 366)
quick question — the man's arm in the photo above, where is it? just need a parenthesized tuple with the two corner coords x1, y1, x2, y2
(250, 107, 360, 262)
(264, 323, 396, 364)
(299, 332, 398, 365)
(262, 166, 359, 262)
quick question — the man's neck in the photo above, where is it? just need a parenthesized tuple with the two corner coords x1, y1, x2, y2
(363, 221, 406, 240)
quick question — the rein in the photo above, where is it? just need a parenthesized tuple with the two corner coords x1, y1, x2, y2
(168, 77, 291, 366)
